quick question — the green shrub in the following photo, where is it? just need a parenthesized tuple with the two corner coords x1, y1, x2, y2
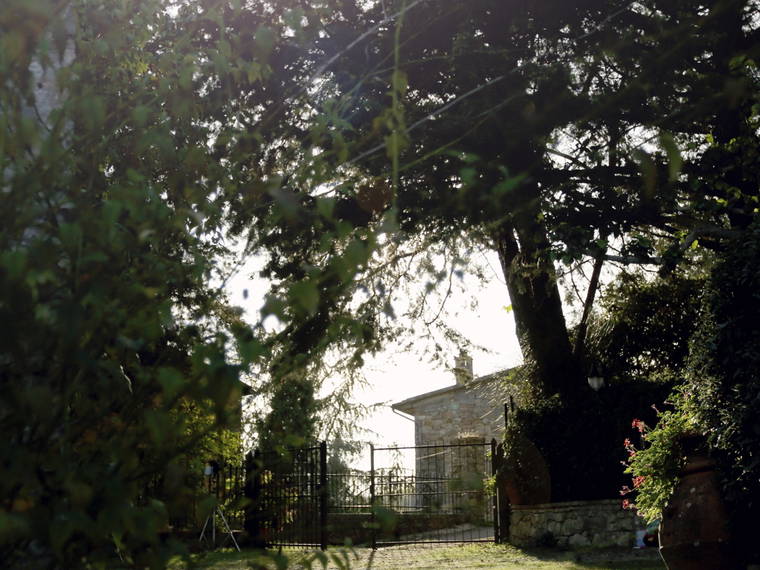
(620, 392, 695, 523)
(506, 379, 672, 502)
(623, 224, 760, 563)
(685, 224, 760, 562)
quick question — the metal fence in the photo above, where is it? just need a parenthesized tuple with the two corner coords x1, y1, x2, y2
(182, 440, 501, 549)
(370, 441, 498, 546)
(200, 463, 247, 530)
(253, 440, 500, 548)
(247, 443, 328, 549)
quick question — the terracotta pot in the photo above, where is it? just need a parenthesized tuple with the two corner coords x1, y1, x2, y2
(659, 434, 738, 570)
(497, 434, 551, 506)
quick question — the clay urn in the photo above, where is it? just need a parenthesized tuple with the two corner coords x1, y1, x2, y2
(498, 433, 551, 506)
(658, 433, 738, 570)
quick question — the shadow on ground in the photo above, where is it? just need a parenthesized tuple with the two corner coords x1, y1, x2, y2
(173, 543, 664, 569)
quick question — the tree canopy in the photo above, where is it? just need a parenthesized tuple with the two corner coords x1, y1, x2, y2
(1, 0, 758, 565)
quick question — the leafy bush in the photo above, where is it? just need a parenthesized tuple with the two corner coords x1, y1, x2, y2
(0, 2, 260, 565)
(506, 379, 672, 502)
(503, 270, 697, 504)
(623, 224, 760, 563)
(583, 272, 705, 382)
(620, 395, 694, 523)
(684, 224, 760, 562)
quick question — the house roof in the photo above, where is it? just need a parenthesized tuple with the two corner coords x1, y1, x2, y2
(391, 369, 508, 415)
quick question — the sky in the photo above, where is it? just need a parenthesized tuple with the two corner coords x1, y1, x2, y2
(226, 248, 524, 468)
(353, 255, 522, 443)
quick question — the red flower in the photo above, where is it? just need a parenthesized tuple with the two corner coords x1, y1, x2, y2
(622, 499, 633, 510)
(631, 418, 646, 433)
(633, 475, 645, 489)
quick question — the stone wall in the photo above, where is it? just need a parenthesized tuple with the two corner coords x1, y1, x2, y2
(510, 500, 638, 548)
(326, 512, 473, 545)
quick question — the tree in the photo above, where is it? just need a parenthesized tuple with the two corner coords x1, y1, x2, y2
(234, 0, 758, 498)
(2, 0, 757, 562)
(0, 1, 275, 564)
(584, 270, 706, 383)
(1, 0, 400, 563)
(681, 224, 760, 563)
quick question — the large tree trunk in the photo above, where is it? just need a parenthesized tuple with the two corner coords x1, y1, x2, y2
(492, 189, 583, 399)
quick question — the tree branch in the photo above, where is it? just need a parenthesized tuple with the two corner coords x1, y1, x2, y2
(573, 251, 606, 360)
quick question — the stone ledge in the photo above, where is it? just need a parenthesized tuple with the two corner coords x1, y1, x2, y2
(509, 499, 639, 548)
(511, 499, 622, 511)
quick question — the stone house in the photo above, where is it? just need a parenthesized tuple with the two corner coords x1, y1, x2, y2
(390, 353, 516, 516)
(391, 354, 640, 546)
(391, 352, 516, 450)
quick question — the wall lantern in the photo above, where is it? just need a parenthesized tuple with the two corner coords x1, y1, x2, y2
(587, 362, 605, 391)
(588, 375, 605, 391)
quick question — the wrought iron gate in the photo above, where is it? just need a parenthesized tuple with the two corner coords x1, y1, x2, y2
(245, 442, 328, 549)
(370, 440, 499, 546)
(243, 439, 501, 549)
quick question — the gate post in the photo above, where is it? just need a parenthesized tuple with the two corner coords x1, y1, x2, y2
(491, 439, 500, 544)
(319, 441, 328, 551)
(370, 443, 376, 550)
(244, 449, 265, 548)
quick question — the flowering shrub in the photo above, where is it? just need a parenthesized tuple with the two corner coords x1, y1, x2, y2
(621, 395, 696, 523)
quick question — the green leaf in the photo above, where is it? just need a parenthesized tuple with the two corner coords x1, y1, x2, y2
(261, 295, 287, 319)
(59, 222, 82, 252)
(132, 105, 150, 126)
(254, 26, 275, 57)
(0, 512, 30, 542)
(460, 167, 477, 186)
(81, 95, 106, 130)
(238, 337, 264, 365)
(316, 196, 335, 220)
(633, 149, 658, 200)
(50, 516, 75, 555)
(144, 410, 170, 445)
(391, 69, 408, 95)
(158, 367, 185, 400)
(290, 280, 320, 315)
(1, 250, 27, 281)
(492, 174, 524, 195)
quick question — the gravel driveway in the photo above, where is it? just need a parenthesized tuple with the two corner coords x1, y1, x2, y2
(312, 543, 663, 569)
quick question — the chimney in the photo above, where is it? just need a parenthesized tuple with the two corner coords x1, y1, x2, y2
(454, 350, 473, 385)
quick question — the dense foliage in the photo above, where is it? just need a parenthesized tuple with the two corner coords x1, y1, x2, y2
(1, 0, 405, 564)
(686, 225, 760, 518)
(1, 2, 246, 566)
(506, 379, 673, 502)
(585, 271, 705, 382)
(678, 225, 760, 561)
(1, 0, 758, 565)
(621, 397, 694, 523)
(623, 224, 760, 564)
(290, 0, 759, 395)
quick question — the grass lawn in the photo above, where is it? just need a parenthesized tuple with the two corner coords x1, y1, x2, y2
(170, 544, 664, 569)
